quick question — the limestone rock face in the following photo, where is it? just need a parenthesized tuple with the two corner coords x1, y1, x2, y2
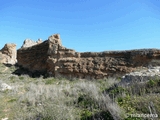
(17, 34, 160, 79)
(21, 39, 43, 48)
(120, 66, 160, 86)
(0, 43, 17, 65)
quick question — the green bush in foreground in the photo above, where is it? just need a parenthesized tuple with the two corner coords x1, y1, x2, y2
(106, 77, 160, 120)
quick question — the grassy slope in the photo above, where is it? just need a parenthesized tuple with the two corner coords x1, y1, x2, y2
(0, 63, 160, 120)
(0, 64, 122, 120)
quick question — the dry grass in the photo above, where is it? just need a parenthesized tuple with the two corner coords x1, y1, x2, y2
(0, 63, 123, 120)
(1, 63, 160, 120)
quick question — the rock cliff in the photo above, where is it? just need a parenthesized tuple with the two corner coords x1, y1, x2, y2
(17, 34, 160, 79)
(0, 43, 17, 65)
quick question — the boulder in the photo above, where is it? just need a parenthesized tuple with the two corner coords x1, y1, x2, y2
(0, 43, 17, 65)
(1, 118, 8, 120)
(0, 83, 12, 91)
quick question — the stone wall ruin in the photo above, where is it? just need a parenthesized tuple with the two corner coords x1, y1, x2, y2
(17, 34, 160, 79)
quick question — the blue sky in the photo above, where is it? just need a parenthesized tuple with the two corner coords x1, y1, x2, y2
(0, 0, 160, 52)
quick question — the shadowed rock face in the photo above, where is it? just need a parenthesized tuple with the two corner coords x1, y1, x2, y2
(0, 43, 17, 65)
(17, 41, 49, 73)
(17, 34, 160, 79)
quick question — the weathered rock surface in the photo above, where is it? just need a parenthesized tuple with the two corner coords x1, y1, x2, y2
(0, 43, 17, 65)
(17, 34, 160, 79)
(0, 82, 12, 91)
(21, 39, 43, 48)
(1, 118, 8, 120)
(120, 66, 160, 85)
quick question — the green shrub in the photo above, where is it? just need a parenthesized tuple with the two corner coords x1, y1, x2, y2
(147, 80, 156, 87)
(110, 86, 126, 95)
(19, 76, 24, 80)
(80, 109, 92, 120)
(8, 98, 17, 103)
(9, 76, 17, 83)
(77, 94, 96, 109)
(45, 78, 56, 84)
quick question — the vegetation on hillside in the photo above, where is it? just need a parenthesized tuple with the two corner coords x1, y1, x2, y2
(0, 63, 159, 120)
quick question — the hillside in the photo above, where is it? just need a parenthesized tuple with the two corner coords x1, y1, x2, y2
(0, 63, 160, 120)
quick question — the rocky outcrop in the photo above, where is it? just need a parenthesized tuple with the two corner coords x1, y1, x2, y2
(21, 39, 43, 48)
(0, 82, 12, 91)
(0, 43, 17, 65)
(17, 34, 160, 79)
(120, 66, 160, 85)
